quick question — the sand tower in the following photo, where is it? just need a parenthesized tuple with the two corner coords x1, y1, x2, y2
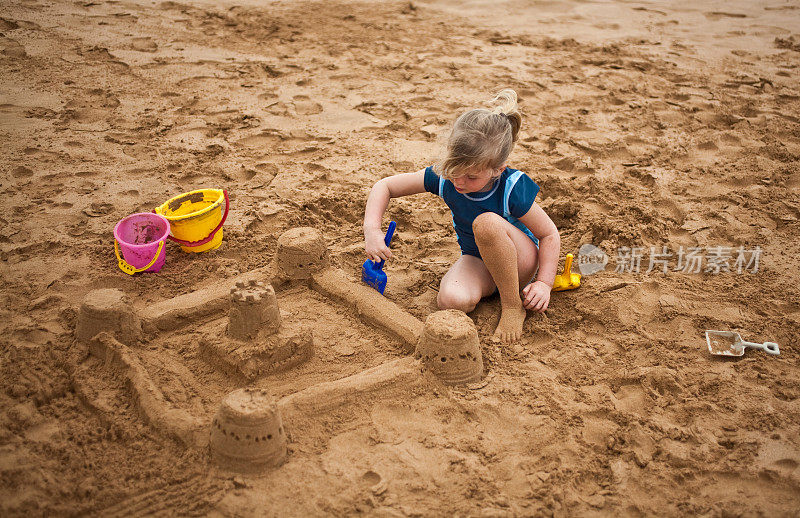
(416, 310, 483, 385)
(227, 280, 281, 341)
(200, 279, 313, 380)
(275, 227, 328, 280)
(210, 388, 287, 473)
(76, 288, 142, 345)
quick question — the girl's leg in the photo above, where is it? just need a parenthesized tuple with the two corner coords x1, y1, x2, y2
(437, 255, 496, 313)
(437, 212, 539, 342)
(473, 212, 539, 342)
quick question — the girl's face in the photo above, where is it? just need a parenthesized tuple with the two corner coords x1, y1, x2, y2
(451, 166, 504, 194)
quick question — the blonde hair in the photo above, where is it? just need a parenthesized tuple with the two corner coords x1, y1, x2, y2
(436, 89, 522, 180)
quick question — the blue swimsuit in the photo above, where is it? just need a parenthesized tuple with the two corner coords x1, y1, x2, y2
(423, 166, 540, 259)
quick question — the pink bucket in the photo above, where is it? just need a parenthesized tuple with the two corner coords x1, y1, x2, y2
(113, 213, 170, 274)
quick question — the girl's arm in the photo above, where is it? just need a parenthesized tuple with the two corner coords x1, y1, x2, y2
(518, 203, 561, 311)
(364, 170, 426, 262)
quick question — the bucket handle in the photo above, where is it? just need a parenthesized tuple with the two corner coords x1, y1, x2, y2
(114, 239, 164, 275)
(163, 190, 229, 248)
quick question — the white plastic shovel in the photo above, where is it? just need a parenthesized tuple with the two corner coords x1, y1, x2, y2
(705, 330, 780, 357)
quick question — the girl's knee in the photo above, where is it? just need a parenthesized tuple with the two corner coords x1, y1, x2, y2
(437, 288, 479, 313)
(472, 212, 506, 239)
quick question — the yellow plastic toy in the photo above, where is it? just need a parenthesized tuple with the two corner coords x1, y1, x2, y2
(154, 189, 229, 253)
(552, 253, 581, 292)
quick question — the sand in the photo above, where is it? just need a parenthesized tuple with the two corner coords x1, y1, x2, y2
(2, 0, 800, 515)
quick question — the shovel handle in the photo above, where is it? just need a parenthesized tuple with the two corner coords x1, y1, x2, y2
(741, 340, 780, 355)
(376, 221, 397, 268)
(563, 253, 573, 276)
(384, 221, 397, 246)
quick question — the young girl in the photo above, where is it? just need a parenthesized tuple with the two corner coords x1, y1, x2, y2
(363, 89, 561, 343)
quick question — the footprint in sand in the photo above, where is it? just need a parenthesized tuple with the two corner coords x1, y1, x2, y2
(292, 95, 323, 115)
(235, 166, 258, 182)
(59, 108, 109, 124)
(757, 438, 800, 479)
(775, 36, 800, 52)
(696, 140, 718, 151)
(666, 93, 691, 102)
(131, 37, 157, 52)
(0, 37, 27, 59)
(11, 166, 33, 178)
(237, 130, 284, 149)
(696, 111, 744, 128)
(83, 202, 114, 217)
(704, 11, 747, 20)
(74, 45, 117, 62)
(265, 101, 289, 116)
(67, 89, 121, 110)
(552, 155, 595, 174)
(59, 89, 121, 126)
(390, 160, 415, 171)
(612, 384, 652, 415)
(720, 133, 741, 146)
(237, 129, 330, 151)
(0, 18, 19, 31)
(639, 366, 684, 399)
(24, 107, 57, 119)
(245, 162, 278, 186)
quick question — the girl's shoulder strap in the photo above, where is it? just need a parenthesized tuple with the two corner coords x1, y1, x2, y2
(503, 169, 526, 216)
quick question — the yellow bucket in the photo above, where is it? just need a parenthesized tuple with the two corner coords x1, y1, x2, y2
(154, 189, 229, 253)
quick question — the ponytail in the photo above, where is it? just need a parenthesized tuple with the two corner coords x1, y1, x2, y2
(490, 89, 521, 143)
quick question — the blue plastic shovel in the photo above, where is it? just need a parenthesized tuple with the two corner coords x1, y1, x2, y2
(362, 221, 397, 294)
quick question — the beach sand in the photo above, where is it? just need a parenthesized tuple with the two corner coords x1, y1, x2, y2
(1, 0, 800, 515)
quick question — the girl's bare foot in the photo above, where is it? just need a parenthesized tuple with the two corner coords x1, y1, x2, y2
(493, 305, 527, 342)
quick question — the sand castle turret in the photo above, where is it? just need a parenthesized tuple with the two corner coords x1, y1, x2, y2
(275, 227, 328, 280)
(76, 288, 142, 345)
(201, 278, 313, 380)
(227, 280, 281, 341)
(416, 310, 483, 385)
(210, 388, 287, 473)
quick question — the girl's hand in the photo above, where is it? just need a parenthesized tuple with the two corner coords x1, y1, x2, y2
(522, 280, 551, 312)
(364, 227, 393, 263)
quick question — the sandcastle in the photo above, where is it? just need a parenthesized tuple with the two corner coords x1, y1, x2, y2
(227, 280, 281, 341)
(275, 226, 328, 280)
(76, 226, 434, 470)
(76, 288, 142, 345)
(200, 279, 312, 380)
(416, 310, 484, 385)
(210, 388, 287, 473)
